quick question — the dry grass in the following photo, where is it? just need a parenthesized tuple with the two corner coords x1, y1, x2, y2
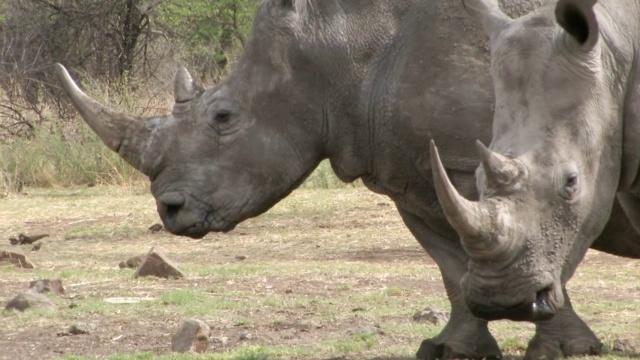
(0, 186, 638, 360)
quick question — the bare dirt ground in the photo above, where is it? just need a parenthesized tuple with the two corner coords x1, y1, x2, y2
(0, 186, 638, 360)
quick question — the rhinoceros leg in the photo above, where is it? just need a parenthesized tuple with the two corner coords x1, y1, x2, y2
(398, 209, 502, 360)
(527, 288, 602, 359)
(591, 195, 640, 258)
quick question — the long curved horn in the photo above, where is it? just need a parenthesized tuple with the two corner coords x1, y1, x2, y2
(476, 141, 520, 185)
(54, 63, 146, 170)
(430, 141, 494, 243)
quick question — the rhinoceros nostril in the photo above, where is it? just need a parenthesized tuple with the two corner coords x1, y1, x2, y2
(165, 204, 181, 222)
(157, 192, 186, 226)
(531, 286, 555, 320)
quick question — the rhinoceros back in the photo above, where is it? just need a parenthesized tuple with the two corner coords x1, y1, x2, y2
(360, 0, 544, 231)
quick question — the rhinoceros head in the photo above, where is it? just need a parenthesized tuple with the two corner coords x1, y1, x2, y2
(432, 0, 626, 321)
(55, 0, 373, 238)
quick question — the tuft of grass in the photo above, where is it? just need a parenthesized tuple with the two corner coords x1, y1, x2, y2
(158, 289, 238, 317)
(0, 122, 146, 189)
(333, 333, 377, 353)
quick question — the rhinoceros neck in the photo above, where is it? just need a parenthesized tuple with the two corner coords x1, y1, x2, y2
(320, 0, 421, 183)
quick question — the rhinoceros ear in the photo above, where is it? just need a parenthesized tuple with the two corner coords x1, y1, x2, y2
(555, 0, 599, 50)
(173, 67, 200, 103)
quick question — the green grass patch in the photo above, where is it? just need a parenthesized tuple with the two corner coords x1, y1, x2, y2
(158, 289, 239, 316)
(332, 333, 377, 353)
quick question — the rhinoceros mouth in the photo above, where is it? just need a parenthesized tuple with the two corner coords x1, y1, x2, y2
(156, 191, 243, 238)
(167, 219, 237, 239)
(466, 285, 558, 322)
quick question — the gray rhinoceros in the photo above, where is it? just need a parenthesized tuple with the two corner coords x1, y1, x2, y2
(430, 0, 640, 356)
(54, 0, 634, 358)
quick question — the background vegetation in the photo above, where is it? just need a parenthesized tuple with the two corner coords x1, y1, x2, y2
(0, 0, 347, 194)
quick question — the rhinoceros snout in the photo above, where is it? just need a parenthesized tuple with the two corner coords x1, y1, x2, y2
(156, 192, 208, 238)
(465, 285, 559, 322)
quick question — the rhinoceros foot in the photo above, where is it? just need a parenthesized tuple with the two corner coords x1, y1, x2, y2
(526, 298, 602, 360)
(416, 338, 502, 360)
(416, 327, 501, 360)
(525, 335, 602, 360)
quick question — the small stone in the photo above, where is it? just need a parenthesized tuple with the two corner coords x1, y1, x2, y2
(133, 247, 184, 279)
(234, 255, 247, 261)
(68, 322, 96, 335)
(412, 308, 450, 325)
(4, 293, 54, 312)
(119, 255, 145, 269)
(612, 339, 636, 353)
(171, 319, 211, 353)
(29, 279, 65, 295)
(239, 333, 254, 341)
(148, 223, 164, 232)
(31, 242, 42, 251)
(210, 336, 228, 345)
(0, 250, 35, 269)
(17, 233, 49, 245)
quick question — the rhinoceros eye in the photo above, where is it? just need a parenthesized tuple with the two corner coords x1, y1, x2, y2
(560, 173, 580, 201)
(214, 110, 232, 123)
(566, 174, 578, 188)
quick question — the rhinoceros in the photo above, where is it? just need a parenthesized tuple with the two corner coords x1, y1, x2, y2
(430, 0, 640, 355)
(54, 0, 635, 358)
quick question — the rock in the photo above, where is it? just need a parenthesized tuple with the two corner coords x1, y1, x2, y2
(239, 333, 254, 341)
(17, 233, 49, 245)
(612, 339, 636, 353)
(210, 336, 228, 345)
(148, 223, 164, 232)
(119, 255, 146, 269)
(171, 319, 211, 353)
(31, 242, 42, 251)
(4, 293, 54, 312)
(29, 279, 65, 295)
(234, 255, 247, 261)
(133, 247, 184, 279)
(0, 250, 35, 269)
(412, 308, 450, 325)
(68, 322, 97, 335)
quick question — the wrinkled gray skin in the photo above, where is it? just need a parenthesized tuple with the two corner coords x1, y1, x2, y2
(54, 0, 640, 359)
(431, 0, 640, 356)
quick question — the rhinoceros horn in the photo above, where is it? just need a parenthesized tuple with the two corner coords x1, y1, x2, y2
(54, 63, 146, 170)
(429, 141, 496, 251)
(476, 140, 520, 185)
(174, 66, 199, 103)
